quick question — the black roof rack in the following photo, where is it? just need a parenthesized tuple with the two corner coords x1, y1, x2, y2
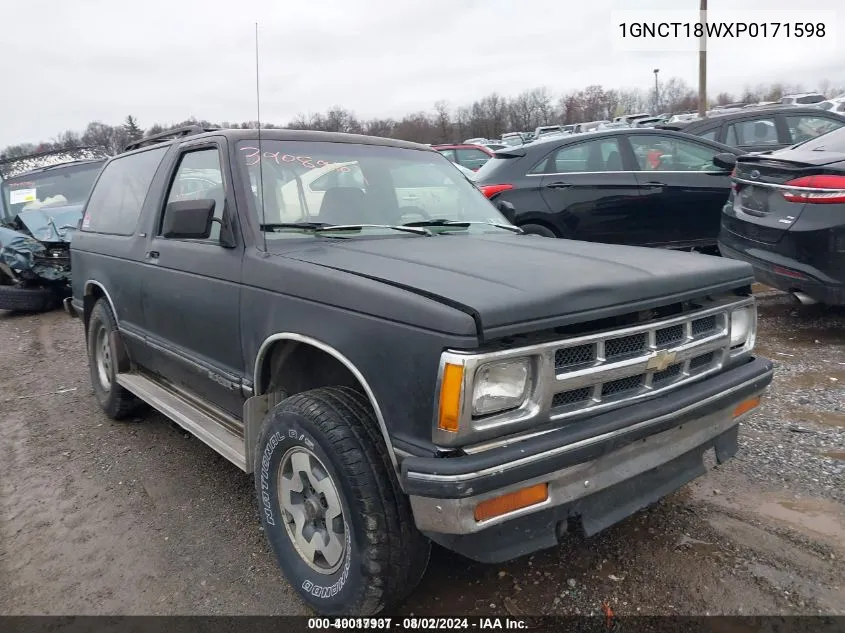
(123, 125, 221, 152)
(0, 146, 108, 179)
(0, 145, 105, 166)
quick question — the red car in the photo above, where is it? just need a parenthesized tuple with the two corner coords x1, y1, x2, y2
(431, 144, 493, 171)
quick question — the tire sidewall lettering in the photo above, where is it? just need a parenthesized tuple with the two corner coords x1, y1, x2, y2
(256, 414, 362, 605)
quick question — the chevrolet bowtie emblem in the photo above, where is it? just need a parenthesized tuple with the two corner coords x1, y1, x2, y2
(646, 349, 677, 372)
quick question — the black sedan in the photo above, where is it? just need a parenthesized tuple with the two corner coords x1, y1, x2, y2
(717, 125, 845, 305)
(657, 106, 845, 153)
(474, 128, 742, 251)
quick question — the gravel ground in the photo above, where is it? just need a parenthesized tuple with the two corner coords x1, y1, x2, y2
(1, 288, 844, 617)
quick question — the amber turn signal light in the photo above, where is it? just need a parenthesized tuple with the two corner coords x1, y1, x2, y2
(473, 483, 549, 522)
(437, 363, 464, 432)
(733, 396, 761, 418)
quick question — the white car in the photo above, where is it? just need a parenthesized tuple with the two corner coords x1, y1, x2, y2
(815, 98, 845, 114)
(268, 160, 465, 223)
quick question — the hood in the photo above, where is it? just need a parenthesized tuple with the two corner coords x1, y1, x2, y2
(279, 233, 754, 336)
(15, 204, 83, 243)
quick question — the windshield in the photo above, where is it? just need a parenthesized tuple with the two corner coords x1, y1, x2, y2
(1, 161, 104, 221)
(791, 124, 845, 152)
(235, 140, 511, 238)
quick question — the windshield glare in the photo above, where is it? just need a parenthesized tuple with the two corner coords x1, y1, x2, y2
(1, 161, 104, 221)
(236, 140, 511, 237)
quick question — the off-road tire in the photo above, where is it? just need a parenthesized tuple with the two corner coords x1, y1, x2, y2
(87, 298, 142, 420)
(255, 386, 430, 615)
(0, 285, 58, 312)
(519, 223, 557, 238)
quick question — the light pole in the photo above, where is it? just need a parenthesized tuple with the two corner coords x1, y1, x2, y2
(698, 0, 708, 117)
(653, 69, 660, 113)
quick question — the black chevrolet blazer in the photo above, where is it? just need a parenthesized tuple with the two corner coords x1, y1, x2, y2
(66, 126, 773, 615)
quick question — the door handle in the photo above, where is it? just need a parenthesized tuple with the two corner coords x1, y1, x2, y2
(642, 182, 666, 189)
(145, 250, 160, 260)
(546, 182, 573, 189)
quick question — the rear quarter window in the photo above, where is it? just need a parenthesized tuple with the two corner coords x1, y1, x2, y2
(81, 147, 168, 235)
(473, 154, 517, 181)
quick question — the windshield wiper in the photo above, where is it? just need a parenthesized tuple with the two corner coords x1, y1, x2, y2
(403, 219, 523, 234)
(316, 224, 432, 236)
(260, 222, 331, 231)
(260, 222, 432, 236)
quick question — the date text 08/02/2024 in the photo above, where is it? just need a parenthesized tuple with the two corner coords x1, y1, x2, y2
(307, 618, 530, 630)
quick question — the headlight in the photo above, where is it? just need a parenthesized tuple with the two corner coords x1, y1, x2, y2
(472, 358, 530, 416)
(729, 304, 757, 354)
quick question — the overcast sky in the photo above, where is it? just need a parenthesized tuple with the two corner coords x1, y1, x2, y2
(2, 0, 842, 147)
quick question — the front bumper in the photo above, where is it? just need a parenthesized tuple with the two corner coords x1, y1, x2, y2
(403, 357, 772, 561)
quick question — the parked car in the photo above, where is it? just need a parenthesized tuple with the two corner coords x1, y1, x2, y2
(717, 125, 845, 305)
(596, 121, 631, 130)
(780, 92, 826, 105)
(656, 106, 845, 153)
(472, 128, 742, 251)
(533, 125, 570, 139)
(500, 132, 528, 147)
(633, 116, 667, 128)
(66, 125, 771, 615)
(573, 120, 610, 133)
(815, 98, 845, 114)
(431, 143, 493, 171)
(0, 148, 106, 311)
(451, 162, 477, 180)
(614, 113, 651, 124)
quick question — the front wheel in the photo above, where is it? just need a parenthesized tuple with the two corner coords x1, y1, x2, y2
(255, 387, 430, 615)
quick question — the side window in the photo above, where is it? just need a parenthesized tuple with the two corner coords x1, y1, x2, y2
(162, 148, 225, 241)
(436, 149, 456, 162)
(629, 135, 721, 172)
(725, 118, 778, 146)
(529, 138, 623, 174)
(698, 128, 718, 142)
(455, 148, 490, 170)
(81, 147, 168, 235)
(785, 115, 844, 144)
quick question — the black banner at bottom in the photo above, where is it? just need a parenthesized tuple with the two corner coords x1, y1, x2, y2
(0, 616, 843, 633)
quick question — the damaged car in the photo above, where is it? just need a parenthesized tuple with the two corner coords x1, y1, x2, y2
(0, 148, 106, 311)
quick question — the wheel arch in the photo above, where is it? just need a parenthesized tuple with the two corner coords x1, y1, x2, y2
(245, 333, 400, 478)
(517, 217, 562, 237)
(83, 280, 118, 333)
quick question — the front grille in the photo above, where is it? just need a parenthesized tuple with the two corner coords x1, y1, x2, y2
(555, 343, 596, 370)
(605, 333, 648, 361)
(543, 299, 738, 421)
(551, 387, 592, 409)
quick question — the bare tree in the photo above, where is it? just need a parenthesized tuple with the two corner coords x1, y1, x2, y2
(433, 101, 453, 143)
(5, 76, 841, 156)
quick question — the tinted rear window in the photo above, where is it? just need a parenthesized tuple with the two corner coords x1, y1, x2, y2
(792, 125, 845, 152)
(473, 154, 519, 180)
(81, 147, 168, 235)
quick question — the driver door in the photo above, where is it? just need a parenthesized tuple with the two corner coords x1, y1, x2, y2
(139, 140, 246, 416)
(628, 133, 733, 248)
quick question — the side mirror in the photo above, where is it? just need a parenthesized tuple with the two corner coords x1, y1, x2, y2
(495, 200, 516, 222)
(161, 199, 215, 239)
(713, 152, 737, 171)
